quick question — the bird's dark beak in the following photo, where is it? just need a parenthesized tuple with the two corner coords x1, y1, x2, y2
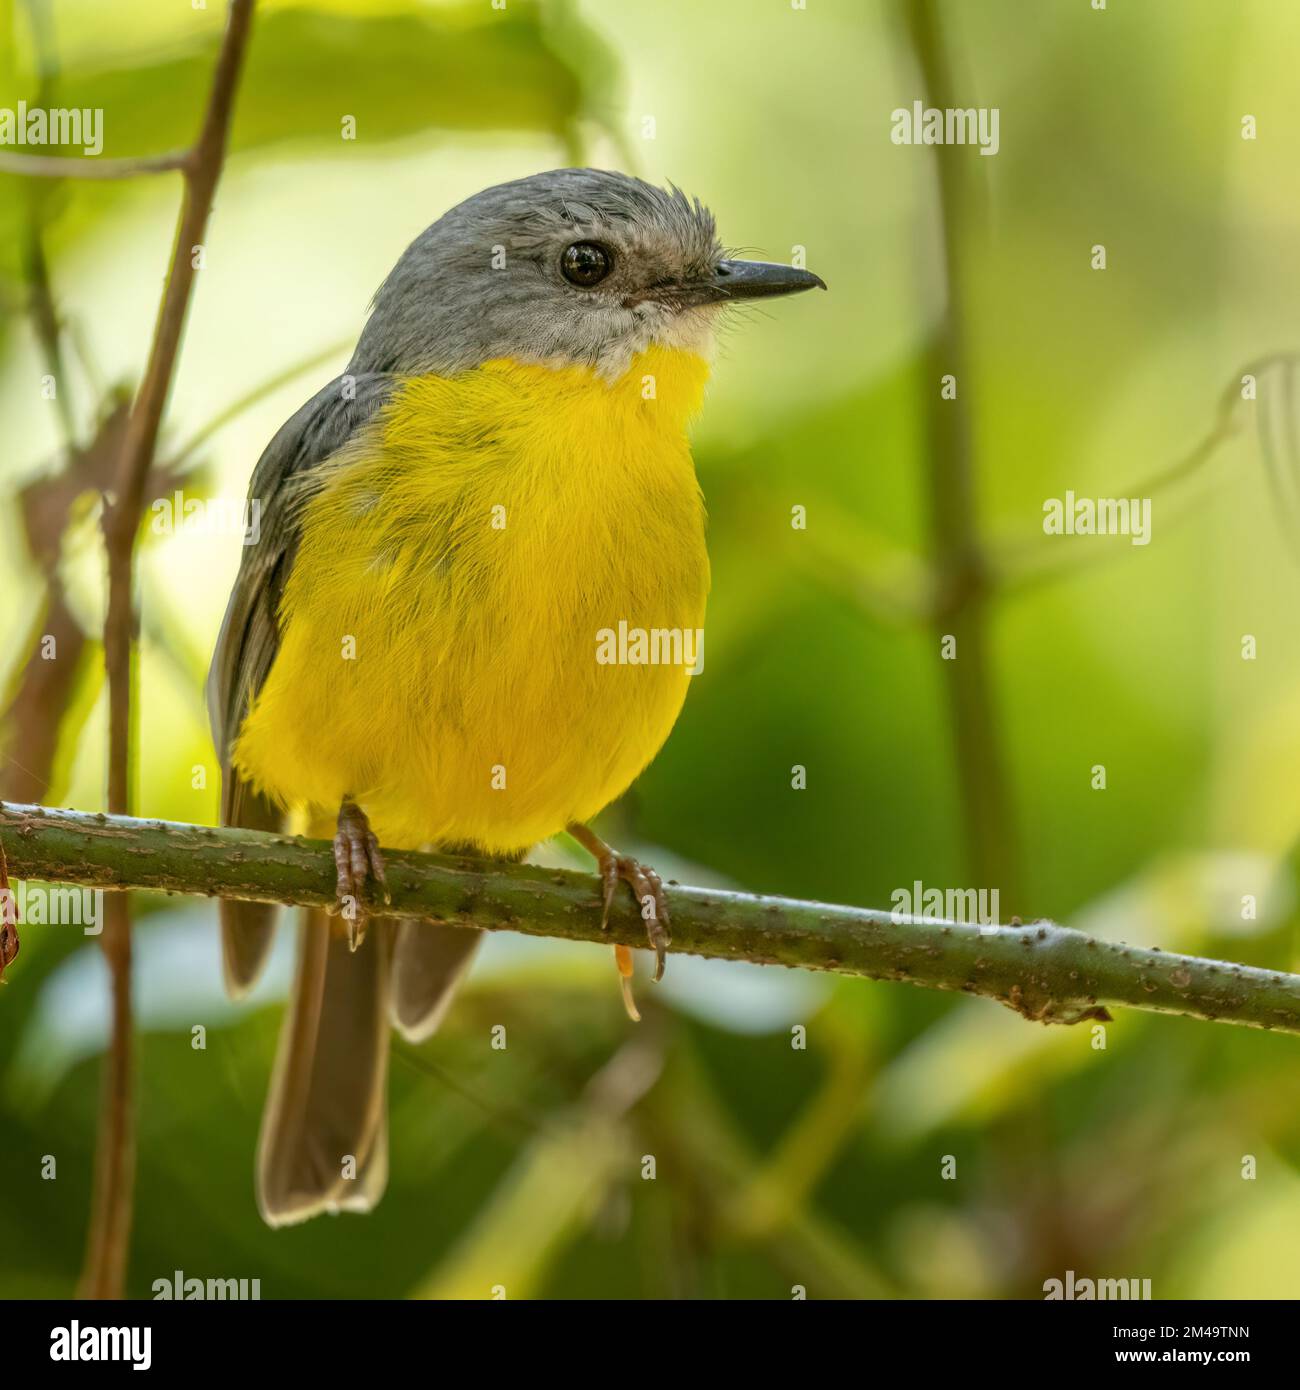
(709, 259, 827, 300)
(644, 259, 826, 309)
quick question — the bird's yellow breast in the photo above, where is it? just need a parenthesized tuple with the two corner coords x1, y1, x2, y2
(232, 346, 711, 853)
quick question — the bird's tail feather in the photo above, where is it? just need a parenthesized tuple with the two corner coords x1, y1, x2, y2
(221, 898, 280, 1000)
(255, 913, 479, 1226)
(256, 910, 392, 1227)
(254, 809, 485, 1225)
(390, 920, 483, 1042)
(219, 774, 283, 998)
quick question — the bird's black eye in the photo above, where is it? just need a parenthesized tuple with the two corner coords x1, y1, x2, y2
(561, 241, 612, 287)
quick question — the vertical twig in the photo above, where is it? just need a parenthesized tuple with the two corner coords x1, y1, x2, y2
(22, 217, 78, 444)
(22, 0, 77, 443)
(904, 0, 1022, 909)
(80, 0, 256, 1301)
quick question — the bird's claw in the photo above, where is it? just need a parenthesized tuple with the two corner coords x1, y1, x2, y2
(567, 823, 672, 1021)
(597, 851, 671, 982)
(332, 800, 389, 951)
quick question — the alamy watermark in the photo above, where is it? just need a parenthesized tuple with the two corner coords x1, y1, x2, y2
(1043, 491, 1151, 546)
(1, 102, 103, 157)
(595, 621, 705, 676)
(152, 1270, 262, 1300)
(890, 879, 1000, 927)
(1044, 1270, 1152, 1300)
(1, 883, 102, 935)
(50, 1322, 150, 1370)
(890, 101, 1000, 156)
(150, 490, 262, 544)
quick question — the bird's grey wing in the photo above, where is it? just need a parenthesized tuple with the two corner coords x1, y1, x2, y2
(208, 373, 396, 997)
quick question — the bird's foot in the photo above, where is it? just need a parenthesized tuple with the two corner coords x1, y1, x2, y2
(332, 798, 389, 951)
(597, 855, 670, 974)
(567, 822, 671, 1021)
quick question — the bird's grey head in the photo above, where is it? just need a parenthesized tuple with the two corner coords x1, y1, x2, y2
(349, 168, 824, 382)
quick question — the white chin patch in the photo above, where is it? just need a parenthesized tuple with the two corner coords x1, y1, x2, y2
(593, 302, 720, 381)
(655, 304, 722, 356)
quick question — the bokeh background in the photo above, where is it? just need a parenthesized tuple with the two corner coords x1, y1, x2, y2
(4, 0, 1300, 1298)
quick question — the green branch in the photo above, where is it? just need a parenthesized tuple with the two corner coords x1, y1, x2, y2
(3, 802, 1299, 1038)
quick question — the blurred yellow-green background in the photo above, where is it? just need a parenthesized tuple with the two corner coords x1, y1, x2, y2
(4, 0, 1300, 1298)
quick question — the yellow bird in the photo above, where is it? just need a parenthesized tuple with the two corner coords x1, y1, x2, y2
(209, 168, 824, 1225)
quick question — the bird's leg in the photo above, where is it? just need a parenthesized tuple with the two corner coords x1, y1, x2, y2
(567, 821, 670, 1021)
(333, 797, 389, 951)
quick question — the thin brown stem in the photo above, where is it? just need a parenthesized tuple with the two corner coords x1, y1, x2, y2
(905, 0, 1022, 909)
(0, 149, 191, 179)
(81, 0, 256, 1302)
(21, 215, 78, 443)
(992, 352, 1299, 595)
